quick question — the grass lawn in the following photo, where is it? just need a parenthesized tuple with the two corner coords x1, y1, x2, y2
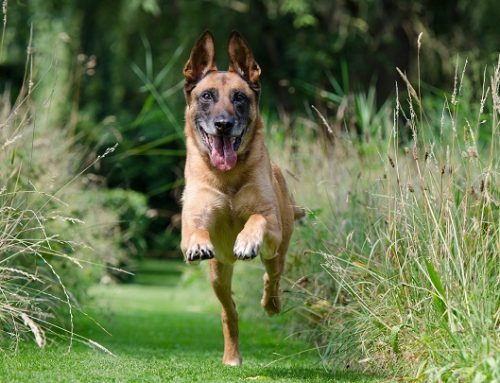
(0, 260, 376, 383)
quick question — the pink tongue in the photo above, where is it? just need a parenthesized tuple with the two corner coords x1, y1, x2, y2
(210, 136, 237, 171)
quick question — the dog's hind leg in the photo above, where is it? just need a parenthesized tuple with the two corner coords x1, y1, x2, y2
(261, 253, 285, 316)
(209, 259, 241, 366)
(261, 225, 291, 316)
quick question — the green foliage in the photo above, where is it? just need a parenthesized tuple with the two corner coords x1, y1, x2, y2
(92, 189, 149, 259)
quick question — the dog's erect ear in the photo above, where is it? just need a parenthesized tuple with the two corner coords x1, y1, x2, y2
(183, 31, 217, 93)
(227, 31, 261, 93)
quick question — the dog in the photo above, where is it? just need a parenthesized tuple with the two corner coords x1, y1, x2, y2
(180, 30, 303, 366)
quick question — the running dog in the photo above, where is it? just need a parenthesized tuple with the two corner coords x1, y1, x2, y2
(180, 30, 303, 366)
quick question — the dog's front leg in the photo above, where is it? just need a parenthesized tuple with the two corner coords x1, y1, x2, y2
(181, 190, 218, 264)
(233, 210, 285, 315)
(233, 212, 281, 261)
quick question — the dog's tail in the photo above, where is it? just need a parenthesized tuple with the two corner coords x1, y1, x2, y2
(293, 205, 306, 220)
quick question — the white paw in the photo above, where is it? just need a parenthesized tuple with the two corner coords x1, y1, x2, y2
(186, 242, 215, 263)
(233, 231, 263, 260)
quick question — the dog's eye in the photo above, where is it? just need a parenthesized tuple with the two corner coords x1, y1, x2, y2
(200, 91, 213, 101)
(233, 92, 247, 103)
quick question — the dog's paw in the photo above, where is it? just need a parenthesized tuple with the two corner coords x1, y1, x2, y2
(223, 353, 242, 366)
(261, 294, 281, 316)
(233, 230, 263, 260)
(186, 243, 215, 264)
(261, 273, 281, 315)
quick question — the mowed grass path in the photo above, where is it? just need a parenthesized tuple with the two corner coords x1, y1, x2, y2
(0, 261, 375, 383)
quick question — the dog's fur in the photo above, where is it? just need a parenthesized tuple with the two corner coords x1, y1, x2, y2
(180, 31, 303, 366)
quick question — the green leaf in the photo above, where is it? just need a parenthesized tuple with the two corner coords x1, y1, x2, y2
(425, 259, 447, 317)
(10, 148, 16, 164)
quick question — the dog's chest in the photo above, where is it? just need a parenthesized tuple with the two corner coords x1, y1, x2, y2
(208, 194, 248, 262)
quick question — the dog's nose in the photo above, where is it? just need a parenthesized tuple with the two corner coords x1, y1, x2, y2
(214, 116, 235, 134)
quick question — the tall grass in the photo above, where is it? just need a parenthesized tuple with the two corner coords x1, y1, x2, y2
(273, 55, 499, 381)
(0, 14, 124, 351)
(0, 79, 118, 352)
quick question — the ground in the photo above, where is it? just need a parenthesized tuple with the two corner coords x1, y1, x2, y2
(0, 261, 376, 383)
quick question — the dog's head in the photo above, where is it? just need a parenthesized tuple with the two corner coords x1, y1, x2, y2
(183, 31, 261, 172)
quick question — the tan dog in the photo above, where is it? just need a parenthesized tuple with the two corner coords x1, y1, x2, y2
(180, 31, 303, 366)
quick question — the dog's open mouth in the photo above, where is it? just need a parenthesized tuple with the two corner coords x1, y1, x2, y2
(200, 129, 243, 172)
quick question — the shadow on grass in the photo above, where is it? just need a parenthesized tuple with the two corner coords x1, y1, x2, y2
(132, 258, 185, 286)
